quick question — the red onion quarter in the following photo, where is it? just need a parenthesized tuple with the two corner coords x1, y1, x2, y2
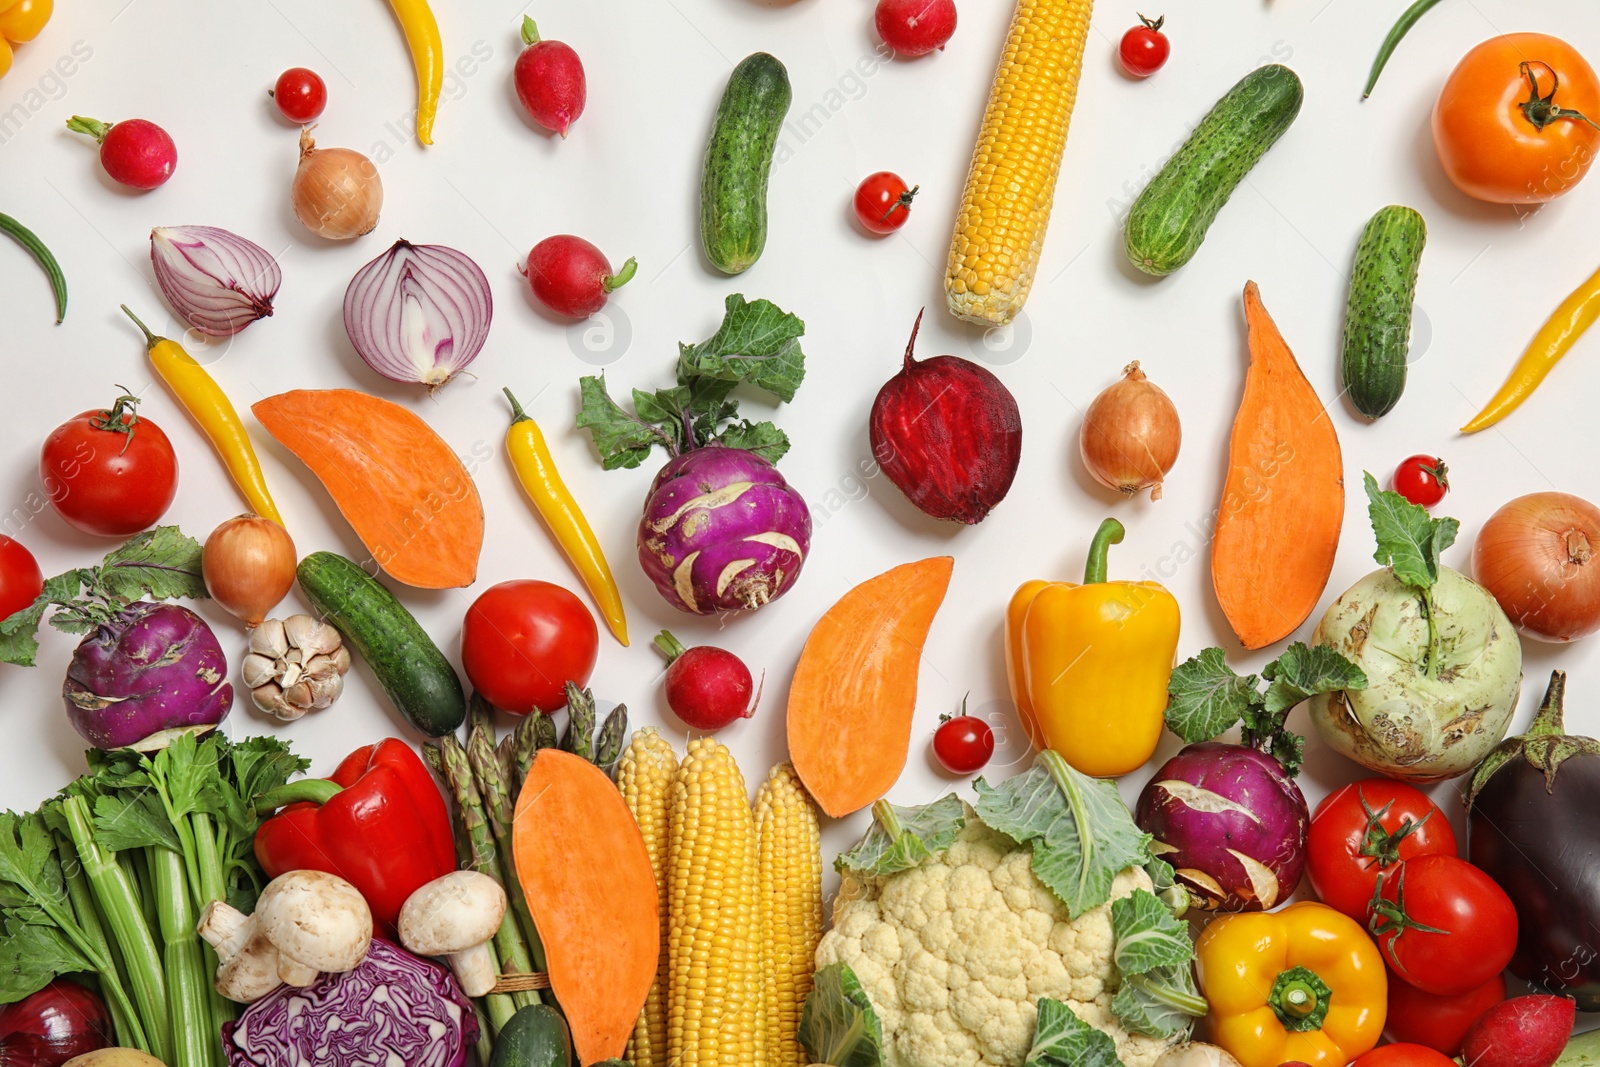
(344, 239, 492, 390)
(150, 226, 282, 336)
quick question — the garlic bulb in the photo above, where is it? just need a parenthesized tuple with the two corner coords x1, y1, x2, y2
(241, 616, 350, 720)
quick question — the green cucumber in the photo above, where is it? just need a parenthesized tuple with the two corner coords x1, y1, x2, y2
(1341, 204, 1427, 419)
(700, 52, 792, 275)
(296, 551, 465, 736)
(490, 1005, 572, 1067)
(1125, 64, 1304, 276)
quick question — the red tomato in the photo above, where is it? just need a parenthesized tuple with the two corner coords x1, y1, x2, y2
(1392, 456, 1450, 509)
(462, 580, 598, 714)
(272, 67, 327, 123)
(0, 537, 43, 620)
(1385, 970, 1506, 1056)
(1351, 1044, 1460, 1067)
(933, 713, 993, 775)
(854, 171, 918, 235)
(1118, 15, 1170, 78)
(1370, 854, 1517, 996)
(1307, 779, 1456, 921)
(40, 395, 178, 537)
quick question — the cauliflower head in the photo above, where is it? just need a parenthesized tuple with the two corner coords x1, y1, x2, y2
(815, 816, 1174, 1067)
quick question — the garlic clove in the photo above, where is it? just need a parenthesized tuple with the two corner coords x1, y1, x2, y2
(305, 673, 343, 710)
(284, 647, 304, 665)
(241, 653, 280, 689)
(278, 661, 303, 689)
(284, 614, 343, 658)
(330, 645, 351, 675)
(249, 618, 289, 659)
(250, 682, 301, 719)
(282, 680, 316, 711)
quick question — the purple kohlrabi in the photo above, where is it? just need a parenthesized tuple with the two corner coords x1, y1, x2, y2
(637, 445, 812, 615)
(62, 601, 233, 751)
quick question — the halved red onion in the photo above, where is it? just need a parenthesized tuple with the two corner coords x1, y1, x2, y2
(343, 239, 492, 390)
(150, 225, 282, 336)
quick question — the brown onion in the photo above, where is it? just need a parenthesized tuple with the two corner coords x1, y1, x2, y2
(291, 128, 383, 241)
(202, 515, 296, 627)
(1474, 491, 1600, 642)
(1079, 361, 1182, 500)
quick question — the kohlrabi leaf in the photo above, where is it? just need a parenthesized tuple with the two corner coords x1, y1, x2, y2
(1262, 642, 1368, 717)
(0, 571, 86, 667)
(1111, 967, 1208, 1040)
(799, 963, 885, 1067)
(1364, 472, 1460, 592)
(576, 376, 675, 470)
(836, 795, 966, 878)
(676, 294, 807, 403)
(1111, 888, 1193, 974)
(94, 526, 206, 602)
(1163, 647, 1260, 743)
(715, 420, 790, 464)
(1026, 998, 1123, 1067)
(975, 752, 1151, 919)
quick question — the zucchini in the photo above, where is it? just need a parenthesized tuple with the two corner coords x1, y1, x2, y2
(700, 52, 792, 275)
(1341, 204, 1427, 419)
(490, 1005, 572, 1067)
(1124, 64, 1304, 276)
(296, 551, 465, 736)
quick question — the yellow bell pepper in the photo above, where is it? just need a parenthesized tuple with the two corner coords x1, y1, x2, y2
(1197, 902, 1386, 1067)
(0, 0, 53, 79)
(1004, 518, 1179, 777)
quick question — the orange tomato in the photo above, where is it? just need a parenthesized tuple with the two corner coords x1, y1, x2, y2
(1433, 33, 1600, 205)
(0, 0, 50, 42)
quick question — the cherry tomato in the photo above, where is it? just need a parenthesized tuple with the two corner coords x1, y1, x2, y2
(461, 579, 598, 714)
(272, 67, 327, 124)
(1370, 853, 1517, 996)
(1118, 15, 1169, 78)
(1307, 779, 1457, 922)
(1434, 33, 1600, 204)
(40, 393, 178, 538)
(1392, 455, 1449, 508)
(933, 710, 993, 775)
(0, 537, 43, 621)
(854, 171, 918, 235)
(1351, 1044, 1459, 1067)
(1385, 970, 1506, 1056)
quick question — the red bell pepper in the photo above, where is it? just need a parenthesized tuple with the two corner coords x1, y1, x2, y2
(254, 738, 456, 934)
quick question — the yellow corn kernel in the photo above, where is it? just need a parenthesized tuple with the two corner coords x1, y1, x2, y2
(945, 0, 1095, 326)
(617, 728, 679, 1067)
(756, 763, 823, 1067)
(668, 737, 759, 1067)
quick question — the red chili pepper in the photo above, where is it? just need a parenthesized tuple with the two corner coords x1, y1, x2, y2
(253, 738, 456, 935)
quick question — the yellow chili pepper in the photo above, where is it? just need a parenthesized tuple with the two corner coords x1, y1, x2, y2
(121, 306, 283, 527)
(503, 388, 628, 645)
(385, 0, 442, 145)
(1462, 260, 1600, 432)
(1197, 902, 1387, 1067)
(1004, 518, 1179, 777)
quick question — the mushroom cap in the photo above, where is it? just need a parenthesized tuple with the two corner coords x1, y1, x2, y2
(398, 870, 508, 955)
(255, 869, 373, 972)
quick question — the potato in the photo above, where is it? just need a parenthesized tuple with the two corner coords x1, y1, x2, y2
(63, 1050, 170, 1067)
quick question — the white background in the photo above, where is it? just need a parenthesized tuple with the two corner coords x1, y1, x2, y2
(2, 0, 1599, 1023)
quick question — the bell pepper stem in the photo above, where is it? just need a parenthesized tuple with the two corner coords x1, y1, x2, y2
(1267, 965, 1333, 1031)
(253, 779, 344, 815)
(1082, 518, 1126, 584)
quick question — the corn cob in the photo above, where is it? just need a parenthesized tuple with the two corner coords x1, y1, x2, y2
(755, 763, 822, 1067)
(944, 0, 1096, 326)
(617, 729, 679, 1067)
(667, 737, 760, 1067)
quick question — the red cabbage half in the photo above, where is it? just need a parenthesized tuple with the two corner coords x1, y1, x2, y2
(222, 938, 478, 1067)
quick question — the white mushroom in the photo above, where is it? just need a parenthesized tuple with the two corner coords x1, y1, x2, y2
(197, 869, 373, 1002)
(397, 870, 507, 997)
(241, 614, 351, 720)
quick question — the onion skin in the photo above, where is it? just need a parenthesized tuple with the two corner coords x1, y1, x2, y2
(291, 129, 382, 241)
(1080, 361, 1181, 500)
(202, 515, 296, 627)
(149, 225, 281, 337)
(0, 980, 112, 1067)
(1474, 491, 1600, 642)
(343, 239, 492, 388)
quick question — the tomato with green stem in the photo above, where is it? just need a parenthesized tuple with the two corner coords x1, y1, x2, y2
(1368, 853, 1516, 996)
(1118, 15, 1169, 78)
(932, 700, 993, 774)
(1308, 779, 1456, 921)
(854, 171, 918, 235)
(1392, 455, 1449, 508)
(40, 391, 178, 537)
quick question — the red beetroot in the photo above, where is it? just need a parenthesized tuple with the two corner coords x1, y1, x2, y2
(874, 0, 958, 57)
(65, 115, 176, 190)
(523, 235, 636, 318)
(514, 17, 586, 136)
(655, 630, 759, 731)
(1460, 995, 1576, 1067)
(869, 310, 1022, 524)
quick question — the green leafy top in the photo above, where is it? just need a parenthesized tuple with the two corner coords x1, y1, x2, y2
(974, 751, 1152, 919)
(1026, 998, 1123, 1067)
(1163, 642, 1367, 776)
(1364, 471, 1459, 592)
(799, 962, 885, 1067)
(1108, 889, 1207, 1039)
(0, 526, 207, 667)
(576, 294, 806, 470)
(836, 795, 967, 878)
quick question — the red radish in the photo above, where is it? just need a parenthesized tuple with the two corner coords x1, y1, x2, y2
(523, 235, 636, 319)
(65, 116, 177, 190)
(654, 630, 759, 731)
(1460, 996, 1575, 1067)
(514, 17, 586, 136)
(874, 0, 958, 57)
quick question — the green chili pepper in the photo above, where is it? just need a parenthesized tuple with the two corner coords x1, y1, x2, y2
(0, 212, 67, 322)
(1364, 0, 1448, 99)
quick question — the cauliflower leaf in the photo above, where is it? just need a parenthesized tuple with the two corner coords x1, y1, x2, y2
(1109, 889, 1206, 1040)
(800, 962, 884, 1067)
(836, 795, 966, 877)
(1026, 998, 1122, 1067)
